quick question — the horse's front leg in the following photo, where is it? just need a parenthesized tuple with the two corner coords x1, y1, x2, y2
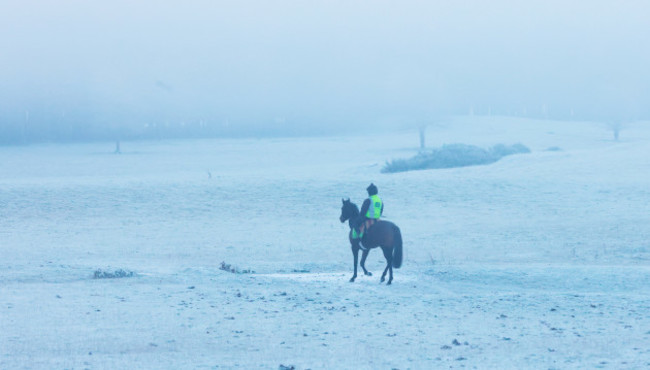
(350, 243, 359, 282)
(360, 248, 372, 276)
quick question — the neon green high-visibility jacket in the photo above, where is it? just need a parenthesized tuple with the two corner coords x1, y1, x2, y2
(365, 194, 383, 219)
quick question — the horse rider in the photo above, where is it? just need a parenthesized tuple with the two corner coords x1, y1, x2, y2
(355, 183, 383, 239)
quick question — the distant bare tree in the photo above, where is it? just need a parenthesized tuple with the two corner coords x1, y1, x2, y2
(419, 125, 426, 150)
(608, 121, 623, 141)
(612, 122, 620, 141)
(23, 110, 29, 144)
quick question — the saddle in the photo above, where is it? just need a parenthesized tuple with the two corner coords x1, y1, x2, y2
(353, 218, 378, 240)
(361, 218, 377, 232)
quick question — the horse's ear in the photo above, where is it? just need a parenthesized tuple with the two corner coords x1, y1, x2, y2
(346, 198, 350, 202)
(342, 198, 345, 204)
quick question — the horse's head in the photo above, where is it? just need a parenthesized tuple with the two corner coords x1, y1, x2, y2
(340, 198, 358, 223)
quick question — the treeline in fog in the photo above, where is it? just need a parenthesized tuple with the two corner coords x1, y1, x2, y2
(1, 98, 647, 145)
(1, 1, 648, 145)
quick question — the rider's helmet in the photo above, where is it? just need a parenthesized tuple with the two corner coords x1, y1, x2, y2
(366, 183, 378, 196)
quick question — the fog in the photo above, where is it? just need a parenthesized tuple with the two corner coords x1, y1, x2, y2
(1, 0, 648, 143)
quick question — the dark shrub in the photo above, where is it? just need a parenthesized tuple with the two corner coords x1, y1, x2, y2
(382, 143, 530, 173)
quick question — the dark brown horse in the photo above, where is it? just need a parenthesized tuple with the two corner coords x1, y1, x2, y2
(339, 198, 403, 285)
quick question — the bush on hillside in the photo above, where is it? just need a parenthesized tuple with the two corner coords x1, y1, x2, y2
(382, 143, 530, 173)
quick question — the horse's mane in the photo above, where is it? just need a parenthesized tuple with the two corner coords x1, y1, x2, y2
(345, 200, 360, 216)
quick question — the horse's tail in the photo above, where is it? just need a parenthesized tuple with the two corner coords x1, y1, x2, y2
(392, 224, 403, 269)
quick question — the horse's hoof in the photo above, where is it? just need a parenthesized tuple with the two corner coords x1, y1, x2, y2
(380, 277, 385, 283)
(387, 281, 392, 285)
(349, 277, 356, 282)
(365, 272, 373, 276)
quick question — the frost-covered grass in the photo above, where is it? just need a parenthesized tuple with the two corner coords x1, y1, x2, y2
(2, 117, 650, 369)
(382, 143, 530, 173)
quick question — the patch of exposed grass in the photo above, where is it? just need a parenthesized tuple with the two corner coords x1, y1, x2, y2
(93, 269, 135, 279)
(219, 261, 254, 274)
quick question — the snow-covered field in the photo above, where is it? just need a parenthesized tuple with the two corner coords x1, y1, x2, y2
(2, 116, 650, 369)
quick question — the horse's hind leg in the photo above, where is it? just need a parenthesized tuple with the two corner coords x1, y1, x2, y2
(360, 249, 372, 276)
(380, 247, 393, 285)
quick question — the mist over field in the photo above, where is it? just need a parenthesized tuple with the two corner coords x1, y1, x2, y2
(1, 0, 649, 143)
(3, 2, 650, 368)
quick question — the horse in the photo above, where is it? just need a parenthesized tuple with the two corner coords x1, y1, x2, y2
(339, 198, 403, 285)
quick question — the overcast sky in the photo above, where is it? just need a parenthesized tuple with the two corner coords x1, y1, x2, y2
(1, 0, 648, 139)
